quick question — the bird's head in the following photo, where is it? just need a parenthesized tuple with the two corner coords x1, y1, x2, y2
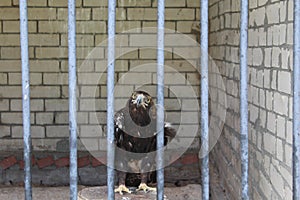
(130, 91, 153, 110)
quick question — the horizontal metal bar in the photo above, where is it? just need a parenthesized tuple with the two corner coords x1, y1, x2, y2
(19, 0, 32, 199)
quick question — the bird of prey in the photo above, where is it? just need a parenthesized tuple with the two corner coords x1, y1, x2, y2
(114, 90, 176, 195)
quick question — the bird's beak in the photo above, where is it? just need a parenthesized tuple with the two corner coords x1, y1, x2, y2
(136, 95, 143, 107)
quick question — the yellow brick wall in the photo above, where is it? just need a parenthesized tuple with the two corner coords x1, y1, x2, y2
(0, 0, 201, 152)
(209, 0, 293, 199)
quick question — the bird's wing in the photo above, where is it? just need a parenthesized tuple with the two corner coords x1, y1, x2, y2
(114, 108, 127, 146)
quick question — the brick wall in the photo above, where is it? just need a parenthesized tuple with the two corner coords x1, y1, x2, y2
(209, 0, 293, 199)
(0, 0, 201, 154)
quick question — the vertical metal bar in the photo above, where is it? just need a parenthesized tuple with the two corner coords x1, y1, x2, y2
(19, 0, 32, 199)
(107, 0, 116, 199)
(156, 0, 165, 199)
(293, 0, 300, 199)
(240, 0, 249, 199)
(68, 0, 77, 199)
(200, 0, 209, 199)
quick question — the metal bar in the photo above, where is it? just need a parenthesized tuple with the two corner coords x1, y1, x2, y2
(240, 0, 249, 199)
(107, 0, 116, 199)
(156, 0, 165, 199)
(19, 0, 32, 199)
(68, 0, 77, 199)
(293, 0, 300, 199)
(200, 0, 209, 199)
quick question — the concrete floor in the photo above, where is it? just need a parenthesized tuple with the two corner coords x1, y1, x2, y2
(0, 185, 202, 200)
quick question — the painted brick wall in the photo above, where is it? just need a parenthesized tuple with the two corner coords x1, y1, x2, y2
(209, 0, 293, 199)
(0, 0, 201, 154)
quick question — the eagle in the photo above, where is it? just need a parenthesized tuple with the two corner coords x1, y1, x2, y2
(114, 90, 176, 195)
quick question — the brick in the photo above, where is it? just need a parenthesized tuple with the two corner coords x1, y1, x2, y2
(249, 7, 265, 27)
(54, 112, 68, 124)
(78, 156, 90, 168)
(116, 21, 142, 33)
(273, 92, 288, 116)
(153, 72, 186, 85)
(46, 126, 69, 138)
(12, 126, 45, 138)
(0, 126, 10, 138)
(77, 21, 106, 34)
(55, 157, 70, 168)
(37, 156, 54, 168)
(45, 99, 68, 111)
(38, 21, 66, 33)
(264, 132, 276, 155)
(118, 0, 151, 7)
(31, 86, 61, 98)
(31, 60, 60, 72)
(270, 164, 284, 197)
(19, 156, 36, 169)
(79, 99, 107, 111)
(83, 0, 107, 7)
(80, 86, 100, 98)
(278, 71, 291, 94)
(173, 47, 200, 59)
(180, 154, 199, 165)
(0, 156, 17, 170)
(43, 73, 68, 85)
(12, 0, 47, 6)
(142, 21, 176, 32)
(79, 138, 100, 151)
(48, 0, 82, 7)
(8, 72, 42, 85)
(0, 73, 8, 85)
(1, 47, 34, 59)
(29, 34, 60, 46)
(139, 48, 172, 59)
(0, 0, 11, 6)
(118, 72, 152, 85)
(252, 48, 263, 66)
(127, 8, 157, 20)
(27, 8, 56, 20)
(153, 0, 186, 7)
(0, 35, 20, 46)
(266, 3, 280, 24)
(78, 72, 106, 85)
(36, 47, 68, 59)
(114, 48, 138, 59)
(0, 8, 19, 20)
(91, 157, 104, 167)
(177, 21, 195, 33)
(61, 34, 94, 47)
(57, 8, 91, 20)
(0, 99, 9, 111)
(166, 9, 195, 20)
(11, 99, 43, 111)
(187, 0, 200, 7)
(80, 125, 102, 137)
(89, 112, 106, 124)
(3, 21, 37, 33)
(1, 112, 34, 124)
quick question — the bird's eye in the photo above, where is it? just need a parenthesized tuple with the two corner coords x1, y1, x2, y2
(146, 98, 150, 104)
(132, 93, 136, 99)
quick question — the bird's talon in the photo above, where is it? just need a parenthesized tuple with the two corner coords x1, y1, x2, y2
(114, 184, 131, 195)
(137, 183, 156, 193)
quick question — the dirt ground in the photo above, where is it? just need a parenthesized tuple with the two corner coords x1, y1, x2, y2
(0, 185, 201, 200)
(0, 163, 227, 200)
